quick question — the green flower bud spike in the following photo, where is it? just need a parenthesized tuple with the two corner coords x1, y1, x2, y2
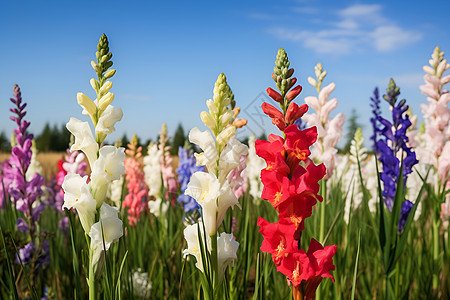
(273, 48, 293, 96)
(383, 78, 401, 106)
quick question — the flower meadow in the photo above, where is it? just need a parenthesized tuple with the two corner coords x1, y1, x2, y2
(0, 34, 449, 300)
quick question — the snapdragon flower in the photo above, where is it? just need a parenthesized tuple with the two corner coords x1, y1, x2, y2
(303, 63, 345, 178)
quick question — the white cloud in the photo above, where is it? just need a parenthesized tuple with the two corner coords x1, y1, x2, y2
(371, 26, 422, 52)
(267, 4, 422, 55)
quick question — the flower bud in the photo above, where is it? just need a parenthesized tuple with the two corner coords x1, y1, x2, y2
(200, 111, 215, 131)
(100, 81, 113, 95)
(233, 118, 247, 128)
(91, 61, 99, 73)
(287, 68, 294, 78)
(286, 85, 302, 101)
(271, 72, 277, 82)
(77, 93, 97, 118)
(220, 110, 234, 126)
(90, 78, 100, 92)
(266, 88, 283, 102)
(216, 126, 236, 150)
(285, 103, 308, 124)
(308, 77, 317, 87)
(104, 69, 116, 79)
(98, 92, 115, 111)
(288, 77, 297, 90)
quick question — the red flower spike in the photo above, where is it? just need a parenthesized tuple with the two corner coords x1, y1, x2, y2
(285, 103, 308, 125)
(262, 102, 285, 131)
(286, 85, 303, 101)
(258, 217, 298, 266)
(266, 87, 283, 103)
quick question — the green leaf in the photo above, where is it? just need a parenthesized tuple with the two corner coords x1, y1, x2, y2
(0, 223, 19, 300)
(351, 230, 361, 300)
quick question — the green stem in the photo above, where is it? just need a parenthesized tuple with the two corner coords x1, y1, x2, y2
(432, 218, 440, 289)
(89, 243, 95, 300)
(211, 232, 218, 298)
(319, 179, 327, 243)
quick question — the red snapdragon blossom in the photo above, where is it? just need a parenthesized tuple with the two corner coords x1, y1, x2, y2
(256, 49, 336, 298)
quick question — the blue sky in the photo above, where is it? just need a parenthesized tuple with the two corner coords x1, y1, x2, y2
(1, 0, 449, 144)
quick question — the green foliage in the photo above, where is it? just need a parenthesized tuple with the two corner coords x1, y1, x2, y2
(35, 123, 71, 151)
(170, 123, 186, 155)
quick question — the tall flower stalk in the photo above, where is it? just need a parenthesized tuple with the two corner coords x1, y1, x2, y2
(122, 134, 148, 226)
(256, 48, 336, 299)
(3, 84, 48, 291)
(61, 34, 125, 299)
(370, 79, 424, 299)
(417, 46, 450, 291)
(183, 73, 247, 298)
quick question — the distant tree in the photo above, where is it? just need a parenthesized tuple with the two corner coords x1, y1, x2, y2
(36, 123, 52, 151)
(0, 131, 10, 152)
(121, 134, 129, 148)
(258, 132, 267, 141)
(170, 123, 186, 155)
(343, 109, 362, 153)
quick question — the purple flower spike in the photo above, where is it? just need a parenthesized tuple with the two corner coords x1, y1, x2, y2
(5, 84, 45, 222)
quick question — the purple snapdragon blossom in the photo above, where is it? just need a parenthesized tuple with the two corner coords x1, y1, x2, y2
(372, 79, 419, 232)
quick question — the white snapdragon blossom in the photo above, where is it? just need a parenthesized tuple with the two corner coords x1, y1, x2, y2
(246, 135, 266, 200)
(62, 174, 97, 233)
(108, 176, 124, 207)
(185, 172, 240, 236)
(89, 203, 123, 266)
(95, 105, 123, 138)
(183, 223, 211, 272)
(217, 232, 239, 283)
(219, 137, 248, 184)
(189, 128, 248, 184)
(90, 146, 126, 208)
(66, 117, 99, 168)
(148, 197, 168, 218)
(183, 224, 239, 283)
(143, 144, 163, 199)
(189, 127, 218, 173)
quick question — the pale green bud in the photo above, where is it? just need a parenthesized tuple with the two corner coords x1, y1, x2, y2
(77, 93, 97, 118)
(91, 61, 99, 73)
(200, 111, 216, 132)
(104, 69, 116, 79)
(90, 78, 100, 92)
(98, 92, 115, 111)
(99, 81, 113, 95)
(216, 126, 236, 150)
